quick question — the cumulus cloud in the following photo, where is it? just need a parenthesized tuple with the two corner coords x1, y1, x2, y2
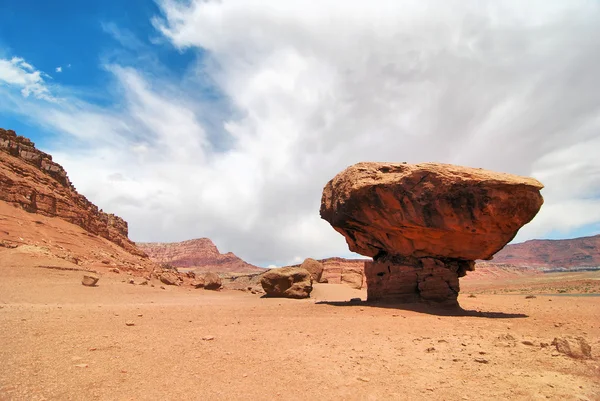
(0, 57, 55, 100)
(3, 0, 600, 266)
(55, 66, 62, 73)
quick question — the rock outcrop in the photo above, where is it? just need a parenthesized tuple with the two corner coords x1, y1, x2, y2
(261, 267, 313, 299)
(137, 238, 262, 273)
(321, 162, 544, 306)
(0, 128, 145, 257)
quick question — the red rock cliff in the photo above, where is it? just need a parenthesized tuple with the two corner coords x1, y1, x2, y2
(137, 238, 263, 273)
(0, 128, 145, 257)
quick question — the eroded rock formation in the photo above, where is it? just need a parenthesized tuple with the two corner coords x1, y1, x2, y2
(0, 128, 144, 257)
(321, 162, 544, 306)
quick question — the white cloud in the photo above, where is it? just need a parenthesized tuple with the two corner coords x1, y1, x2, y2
(55, 66, 62, 73)
(3, 0, 600, 267)
(0, 56, 55, 101)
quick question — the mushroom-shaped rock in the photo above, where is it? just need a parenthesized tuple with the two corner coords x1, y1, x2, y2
(261, 267, 313, 299)
(82, 273, 100, 286)
(300, 258, 325, 283)
(320, 162, 543, 306)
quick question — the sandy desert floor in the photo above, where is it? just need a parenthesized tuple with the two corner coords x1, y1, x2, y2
(0, 260, 599, 401)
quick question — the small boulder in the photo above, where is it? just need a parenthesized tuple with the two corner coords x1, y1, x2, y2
(197, 272, 222, 290)
(552, 337, 592, 359)
(159, 272, 181, 286)
(300, 258, 324, 282)
(261, 267, 313, 299)
(82, 273, 100, 286)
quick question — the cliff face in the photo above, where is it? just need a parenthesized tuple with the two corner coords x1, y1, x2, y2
(0, 128, 145, 257)
(491, 234, 600, 268)
(137, 238, 264, 273)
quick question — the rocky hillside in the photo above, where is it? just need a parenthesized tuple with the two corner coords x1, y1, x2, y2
(491, 234, 600, 269)
(0, 128, 154, 271)
(137, 238, 264, 273)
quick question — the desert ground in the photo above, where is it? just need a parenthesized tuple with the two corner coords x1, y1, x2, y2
(1, 252, 598, 401)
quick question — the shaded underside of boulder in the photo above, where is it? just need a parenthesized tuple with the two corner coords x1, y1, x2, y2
(261, 267, 313, 299)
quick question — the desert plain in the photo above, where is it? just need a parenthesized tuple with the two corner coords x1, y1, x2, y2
(1, 247, 599, 401)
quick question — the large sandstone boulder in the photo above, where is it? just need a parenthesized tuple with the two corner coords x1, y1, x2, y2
(321, 162, 543, 306)
(261, 267, 313, 299)
(300, 258, 324, 282)
(321, 162, 544, 261)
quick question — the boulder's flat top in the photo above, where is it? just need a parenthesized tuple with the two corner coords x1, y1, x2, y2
(0, 258, 598, 400)
(321, 162, 544, 260)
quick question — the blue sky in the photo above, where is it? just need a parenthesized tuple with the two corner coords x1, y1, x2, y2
(1, 0, 600, 266)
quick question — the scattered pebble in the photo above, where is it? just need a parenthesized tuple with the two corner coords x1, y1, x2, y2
(125, 321, 135, 326)
(74, 364, 88, 368)
(357, 377, 370, 382)
(474, 358, 489, 364)
(202, 336, 215, 341)
(522, 340, 535, 346)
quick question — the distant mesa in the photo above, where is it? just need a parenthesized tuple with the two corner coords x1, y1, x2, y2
(137, 238, 264, 274)
(320, 162, 544, 306)
(491, 234, 600, 269)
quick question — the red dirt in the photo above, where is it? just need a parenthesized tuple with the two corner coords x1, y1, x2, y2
(1, 256, 599, 400)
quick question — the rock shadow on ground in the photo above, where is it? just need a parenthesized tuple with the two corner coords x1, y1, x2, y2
(315, 300, 528, 318)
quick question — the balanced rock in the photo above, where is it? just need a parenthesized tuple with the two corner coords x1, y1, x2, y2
(261, 267, 313, 299)
(82, 273, 100, 286)
(300, 258, 324, 283)
(321, 162, 543, 306)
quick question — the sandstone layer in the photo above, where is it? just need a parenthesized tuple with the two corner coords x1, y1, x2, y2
(0, 128, 144, 257)
(137, 238, 262, 273)
(321, 162, 544, 305)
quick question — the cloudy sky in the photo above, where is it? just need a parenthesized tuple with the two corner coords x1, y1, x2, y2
(1, 0, 600, 267)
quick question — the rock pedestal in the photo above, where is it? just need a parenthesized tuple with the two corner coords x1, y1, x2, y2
(365, 255, 474, 306)
(320, 162, 544, 306)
